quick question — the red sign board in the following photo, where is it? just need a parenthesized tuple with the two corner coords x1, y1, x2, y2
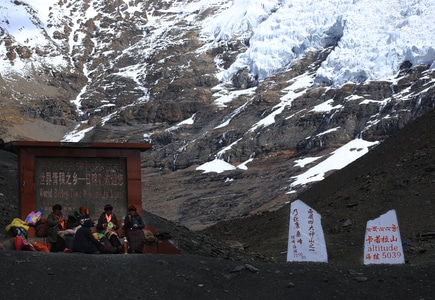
(12, 141, 151, 236)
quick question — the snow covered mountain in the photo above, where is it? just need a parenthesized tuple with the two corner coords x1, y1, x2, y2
(1, 0, 434, 229)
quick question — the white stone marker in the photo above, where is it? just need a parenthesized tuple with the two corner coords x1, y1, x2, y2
(287, 199, 328, 262)
(363, 209, 405, 265)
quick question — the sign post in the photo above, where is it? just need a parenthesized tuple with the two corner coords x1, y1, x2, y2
(9, 141, 151, 237)
(35, 157, 127, 218)
(287, 199, 328, 262)
(363, 209, 405, 265)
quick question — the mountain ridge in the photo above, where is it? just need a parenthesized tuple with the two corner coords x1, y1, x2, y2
(0, 0, 434, 230)
(0, 104, 434, 266)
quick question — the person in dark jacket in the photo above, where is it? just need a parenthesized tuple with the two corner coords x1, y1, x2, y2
(73, 217, 101, 254)
(97, 204, 122, 253)
(124, 205, 146, 253)
(47, 204, 65, 252)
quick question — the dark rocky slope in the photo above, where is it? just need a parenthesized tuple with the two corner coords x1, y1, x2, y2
(1, 107, 435, 266)
(0, 108, 434, 300)
(200, 107, 435, 265)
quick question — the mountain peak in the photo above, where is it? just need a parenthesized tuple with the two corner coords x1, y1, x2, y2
(0, 0, 434, 229)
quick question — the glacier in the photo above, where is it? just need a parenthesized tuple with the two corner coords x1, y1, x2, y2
(202, 0, 435, 87)
(2, 0, 434, 88)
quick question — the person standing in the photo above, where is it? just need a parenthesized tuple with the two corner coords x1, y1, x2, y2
(97, 204, 122, 253)
(47, 204, 65, 252)
(124, 205, 146, 253)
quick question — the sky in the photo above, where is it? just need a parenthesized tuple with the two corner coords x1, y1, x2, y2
(1, 0, 434, 190)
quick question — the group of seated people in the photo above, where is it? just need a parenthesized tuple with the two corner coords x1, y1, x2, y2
(47, 203, 150, 254)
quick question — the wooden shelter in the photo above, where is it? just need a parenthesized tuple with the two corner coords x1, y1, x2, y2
(7, 141, 151, 229)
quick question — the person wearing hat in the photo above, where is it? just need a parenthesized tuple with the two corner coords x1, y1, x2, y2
(47, 204, 66, 252)
(96, 204, 122, 253)
(124, 205, 146, 253)
(73, 216, 101, 254)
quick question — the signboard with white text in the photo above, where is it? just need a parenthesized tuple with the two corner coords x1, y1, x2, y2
(35, 157, 127, 218)
(363, 209, 405, 265)
(287, 200, 328, 262)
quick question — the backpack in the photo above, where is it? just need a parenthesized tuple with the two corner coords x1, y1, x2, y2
(143, 230, 157, 244)
(35, 219, 48, 237)
(33, 241, 50, 252)
(99, 237, 115, 254)
(10, 227, 28, 239)
(66, 215, 80, 229)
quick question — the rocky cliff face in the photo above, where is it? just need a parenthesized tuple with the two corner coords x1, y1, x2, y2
(0, 0, 434, 230)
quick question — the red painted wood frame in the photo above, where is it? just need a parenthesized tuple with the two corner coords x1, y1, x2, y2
(15, 141, 150, 227)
